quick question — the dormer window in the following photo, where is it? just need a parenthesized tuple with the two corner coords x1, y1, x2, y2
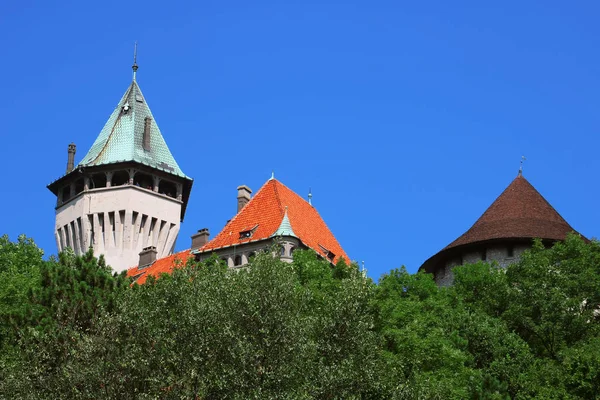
(239, 225, 258, 240)
(319, 244, 336, 262)
(122, 102, 130, 114)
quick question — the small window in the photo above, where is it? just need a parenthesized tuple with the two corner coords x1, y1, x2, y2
(239, 225, 258, 240)
(280, 246, 286, 257)
(234, 255, 242, 266)
(482, 249, 487, 261)
(248, 252, 256, 261)
(319, 244, 335, 262)
(507, 245, 514, 258)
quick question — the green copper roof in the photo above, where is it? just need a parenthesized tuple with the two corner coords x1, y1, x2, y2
(78, 80, 189, 179)
(271, 209, 297, 238)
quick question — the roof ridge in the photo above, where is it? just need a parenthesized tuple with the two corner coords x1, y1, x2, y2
(198, 179, 276, 250)
(518, 176, 573, 226)
(272, 179, 284, 216)
(85, 82, 134, 165)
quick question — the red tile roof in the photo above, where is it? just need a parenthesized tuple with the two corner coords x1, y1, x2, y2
(420, 174, 582, 272)
(126, 178, 350, 284)
(126, 250, 193, 285)
(197, 178, 350, 264)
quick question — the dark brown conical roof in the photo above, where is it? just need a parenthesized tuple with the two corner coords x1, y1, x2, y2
(420, 174, 581, 272)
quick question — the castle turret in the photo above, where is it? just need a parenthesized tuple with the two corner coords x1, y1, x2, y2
(419, 173, 582, 286)
(47, 61, 193, 272)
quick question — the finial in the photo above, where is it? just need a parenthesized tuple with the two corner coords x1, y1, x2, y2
(308, 188, 312, 206)
(132, 41, 139, 80)
(270, 171, 275, 180)
(519, 155, 526, 176)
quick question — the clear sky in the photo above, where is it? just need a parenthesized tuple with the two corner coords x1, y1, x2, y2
(1, 1, 598, 280)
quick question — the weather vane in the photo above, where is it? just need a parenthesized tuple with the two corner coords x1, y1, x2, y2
(132, 41, 139, 80)
(519, 155, 526, 175)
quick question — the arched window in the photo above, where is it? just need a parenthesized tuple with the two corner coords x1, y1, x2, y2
(112, 170, 129, 186)
(248, 252, 256, 261)
(234, 255, 242, 266)
(90, 173, 107, 189)
(159, 179, 177, 198)
(74, 178, 84, 195)
(61, 186, 71, 202)
(134, 172, 154, 191)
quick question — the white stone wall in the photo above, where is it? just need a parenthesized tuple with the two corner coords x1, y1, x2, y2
(434, 243, 531, 286)
(55, 185, 182, 273)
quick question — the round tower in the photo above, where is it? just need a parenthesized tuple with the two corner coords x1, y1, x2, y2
(420, 173, 583, 286)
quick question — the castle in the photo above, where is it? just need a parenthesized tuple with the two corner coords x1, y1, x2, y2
(48, 62, 584, 283)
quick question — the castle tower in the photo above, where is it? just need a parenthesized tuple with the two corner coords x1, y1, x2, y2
(419, 173, 582, 286)
(47, 62, 193, 272)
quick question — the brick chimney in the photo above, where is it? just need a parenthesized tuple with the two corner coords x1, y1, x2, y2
(191, 228, 210, 250)
(66, 143, 76, 173)
(138, 246, 157, 268)
(237, 185, 252, 213)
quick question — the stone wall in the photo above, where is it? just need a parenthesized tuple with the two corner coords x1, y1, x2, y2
(434, 242, 530, 286)
(55, 185, 182, 272)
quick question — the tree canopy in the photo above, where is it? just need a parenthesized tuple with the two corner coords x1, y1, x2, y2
(0, 233, 598, 399)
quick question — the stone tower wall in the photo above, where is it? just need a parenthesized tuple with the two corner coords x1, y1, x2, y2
(54, 185, 182, 272)
(435, 242, 530, 286)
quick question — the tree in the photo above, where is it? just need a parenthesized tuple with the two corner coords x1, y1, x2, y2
(11, 249, 383, 399)
(1, 248, 128, 398)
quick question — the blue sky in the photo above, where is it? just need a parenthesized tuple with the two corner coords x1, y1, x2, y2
(1, 1, 598, 279)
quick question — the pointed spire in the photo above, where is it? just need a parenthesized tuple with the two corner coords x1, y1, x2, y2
(271, 206, 297, 238)
(76, 66, 189, 179)
(132, 41, 139, 81)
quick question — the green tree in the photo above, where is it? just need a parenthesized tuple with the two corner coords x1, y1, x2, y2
(1, 248, 128, 398)
(23, 249, 383, 399)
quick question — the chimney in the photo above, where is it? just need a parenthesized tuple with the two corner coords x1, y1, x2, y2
(191, 228, 210, 250)
(66, 143, 76, 173)
(237, 185, 252, 213)
(143, 117, 152, 151)
(138, 246, 157, 268)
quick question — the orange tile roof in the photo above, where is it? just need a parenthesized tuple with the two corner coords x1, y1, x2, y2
(197, 178, 350, 264)
(126, 250, 193, 285)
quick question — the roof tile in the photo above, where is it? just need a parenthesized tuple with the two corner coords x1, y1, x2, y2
(127, 250, 193, 285)
(78, 80, 189, 179)
(420, 174, 582, 272)
(198, 178, 350, 264)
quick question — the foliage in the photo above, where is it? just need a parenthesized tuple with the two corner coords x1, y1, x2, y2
(1, 247, 128, 398)
(1, 234, 599, 399)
